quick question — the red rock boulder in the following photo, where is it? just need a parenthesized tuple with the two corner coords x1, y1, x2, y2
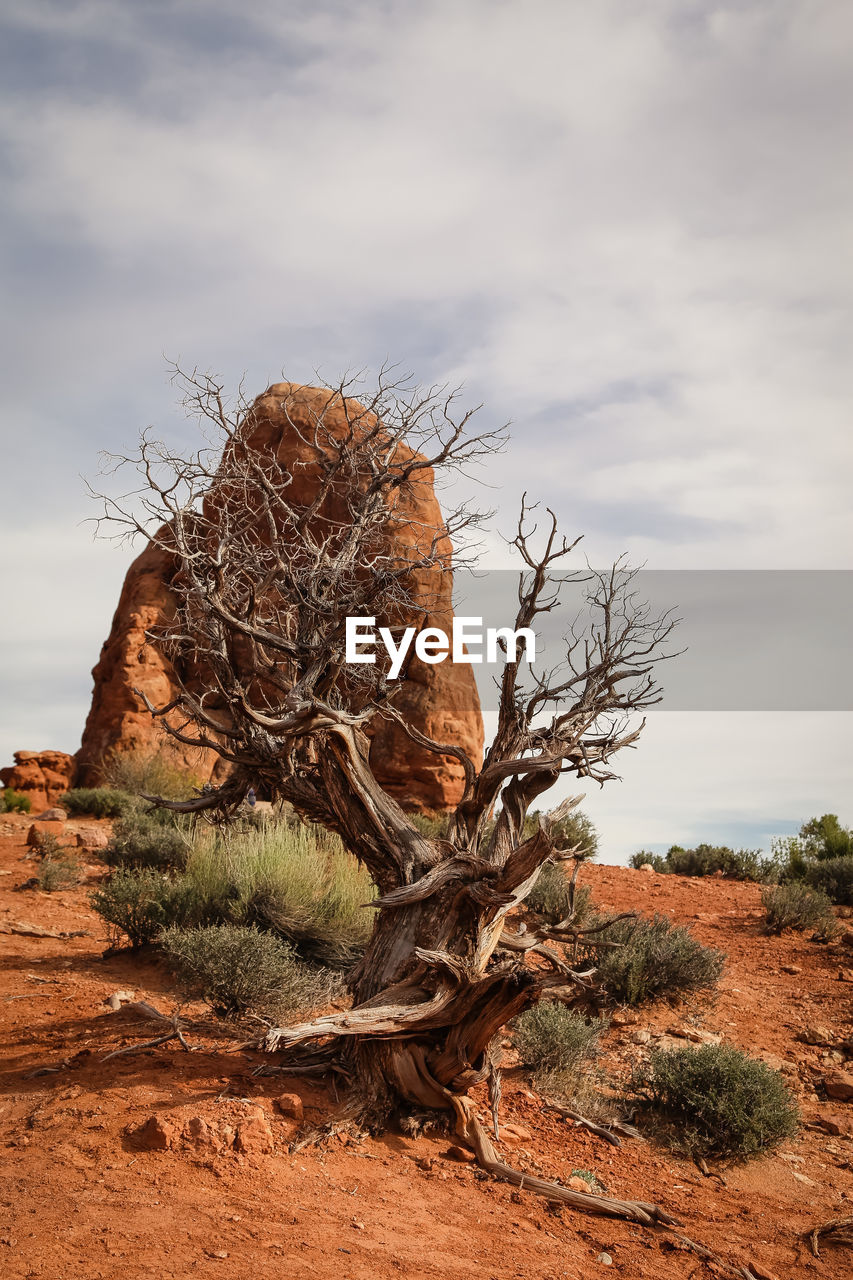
(75, 384, 483, 810)
(0, 750, 75, 812)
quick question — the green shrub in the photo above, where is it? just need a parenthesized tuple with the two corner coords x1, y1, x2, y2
(803, 856, 853, 907)
(36, 854, 81, 892)
(526, 863, 593, 927)
(580, 914, 724, 1006)
(105, 809, 191, 872)
(626, 1044, 799, 1160)
(90, 867, 188, 948)
(61, 788, 134, 819)
(184, 823, 375, 968)
(524, 809, 599, 859)
(629, 852, 669, 873)
(799, 814, 852, 861)
(631, 844, 774, 881)
(161, 923, 341, 1018)
(1, 788, 31, 814)
(101, 745, 204, 800)
(409, 813, 449, 839)
(761, 882, 838, 937)
(513, 1002, 605, 1096)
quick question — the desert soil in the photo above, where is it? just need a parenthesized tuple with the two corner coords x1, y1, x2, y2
(1, 810, 852, 1280)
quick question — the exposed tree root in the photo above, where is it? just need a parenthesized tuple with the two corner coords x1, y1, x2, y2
(805, 1215, 853, 1258)
(451, 1096, 681, 1227)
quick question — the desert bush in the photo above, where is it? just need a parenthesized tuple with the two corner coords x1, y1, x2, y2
(61, 787, 134, 818)
(802, 856, 853, 907)
(631, 844, 774, 881)
(761, 882, 838, 937)
(629, 851, 669, 873)
(36, 853, 81, 892)
(1, 787, 31, 814)
(105, 809, 191, 872)
(184, 822, 375, 968)
(101, 745, 204, 801)
(90, 867, 189, 948)
(513, 1002, 605, 1096)
(161, 923, 341, 1018)
(526, 863, 593, 927)
(626, 1044, 799, 1160)
(580, 914, 724, 1006)
(409, 812, 449, 839)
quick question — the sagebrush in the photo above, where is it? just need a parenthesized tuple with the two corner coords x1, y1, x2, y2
(580, 913, 724, 1006)
(513, 1002, 604, 1097)
(161, 923, 341, 1018)
(626, 1044, 799, 1160)
(761, 881, 838, 937)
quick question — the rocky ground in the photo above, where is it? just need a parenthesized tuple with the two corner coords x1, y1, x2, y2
(1, 809, 853, 1280)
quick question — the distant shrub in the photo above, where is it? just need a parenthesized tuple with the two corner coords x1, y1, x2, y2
(526, 863, 593, 927)
(761, 882, 838, 937)
(631, 844, 774, 881)
(90, 867, 186, 949)
(524, 809, 600, 860)
(626, 1044, 799, 1160)
(409, 813, 449, 840)
(1, 788, 31, 814)
(36, 853, 81, 892)
(61, 788, 134, 819)
(161, 924, 340, 1018)
(101, 745, 204, 801)
(187, 823, 375, 968)
(803, 856, 853, 907)
(105, 809, 191, 872)
(513, 1002, 605, 1096)
(799, 814, 852, 862)
(580, 914, 725, 1006)
(629, 852, 668, 873)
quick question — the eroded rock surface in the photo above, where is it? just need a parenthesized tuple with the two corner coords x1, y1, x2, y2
(75, 384, 483, 809)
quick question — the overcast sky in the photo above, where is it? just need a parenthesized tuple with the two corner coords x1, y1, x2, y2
(1, 0, 851, 861)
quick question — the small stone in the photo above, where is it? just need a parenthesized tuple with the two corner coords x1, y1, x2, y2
(781, 964, 802, 975)
(183, 1116, 221, 1151)
(234, 1108, 274, 1155)
(76, 828, 109, 849)
(819, 1114, 851, 1137)
(26, 820, 65, 848)
(837, 969, 853, 983)
(747, 1263, 780, 1280)
(351, 1220, 365, 1231)
(637, 863, 655, 873)
(567, 1176, 592, 1192)
(416, 1156, 433, 1171)
(791, 1170, 816, 1186)
(824, 1071, 853, 1102)
(500, 1123, 532, 1145)
(274, 1092, 304, 1122)
(132, 1115, 177, 1151)
(596, 1252, 613, 1266)
(631, 1029, 652, 1045)
(797, 1026, 834, 1047)
(32, 807, 68, 822)
(444, 1145, 476, 1163)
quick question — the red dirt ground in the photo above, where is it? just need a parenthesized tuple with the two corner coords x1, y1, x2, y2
(2, 810, 852, 1280)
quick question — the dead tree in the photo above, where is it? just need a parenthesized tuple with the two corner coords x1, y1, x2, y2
(94, 365, 678, 1226)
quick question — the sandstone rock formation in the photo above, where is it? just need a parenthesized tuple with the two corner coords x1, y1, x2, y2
(76, 384, 484, 810)
(0, 750, 75, 811)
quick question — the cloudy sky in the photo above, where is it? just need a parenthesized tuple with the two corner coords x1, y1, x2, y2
(1, 0, 850, 860)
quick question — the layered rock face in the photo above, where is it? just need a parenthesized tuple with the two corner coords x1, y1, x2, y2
(0, 750, 76, 811)
(76, 384, 484, 810)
